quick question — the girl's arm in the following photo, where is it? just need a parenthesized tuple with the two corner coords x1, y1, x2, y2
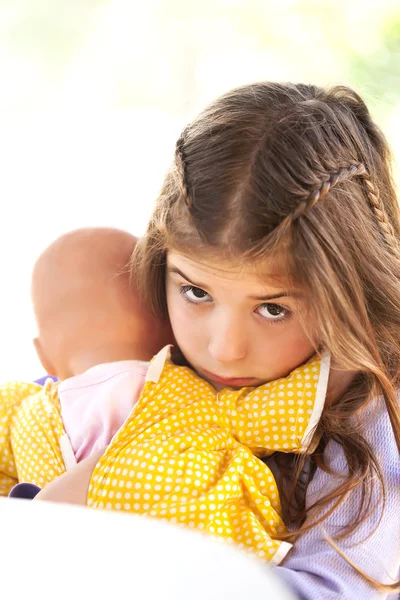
(35, 449, 104, 505)
(274, 401, 400, 599)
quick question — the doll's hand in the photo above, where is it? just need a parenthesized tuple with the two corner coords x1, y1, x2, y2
(35, 448, 105, 505)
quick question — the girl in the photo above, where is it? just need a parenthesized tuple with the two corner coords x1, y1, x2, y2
(39, 82, 400, 598)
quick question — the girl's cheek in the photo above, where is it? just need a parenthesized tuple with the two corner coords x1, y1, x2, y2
(168, 295, 195, 332)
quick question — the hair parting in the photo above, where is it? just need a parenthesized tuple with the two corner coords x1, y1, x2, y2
(175, 129, 192, 209)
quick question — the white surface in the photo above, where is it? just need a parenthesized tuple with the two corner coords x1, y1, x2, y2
(1, 497, 294, 600)
(0, 109, 183, 382)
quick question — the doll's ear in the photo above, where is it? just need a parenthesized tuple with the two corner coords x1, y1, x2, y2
(33, 337, 56, 377)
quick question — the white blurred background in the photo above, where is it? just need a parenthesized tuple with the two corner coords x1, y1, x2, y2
(1, 0, 400, 380)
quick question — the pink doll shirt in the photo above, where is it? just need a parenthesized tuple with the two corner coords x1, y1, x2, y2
(58, 361, 148, 463)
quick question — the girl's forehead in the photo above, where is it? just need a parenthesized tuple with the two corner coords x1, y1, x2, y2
(166, 250, 292, 288)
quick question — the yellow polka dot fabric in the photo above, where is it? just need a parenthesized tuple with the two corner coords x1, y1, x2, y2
(88, 346, 328, 564)
(0, 381, 41, 496)
(0, 380, 66, 495)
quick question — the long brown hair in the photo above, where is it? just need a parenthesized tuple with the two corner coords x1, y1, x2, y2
(133, 82, 400, 588)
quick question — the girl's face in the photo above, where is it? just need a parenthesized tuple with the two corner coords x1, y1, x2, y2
(166, 251, 315, 391)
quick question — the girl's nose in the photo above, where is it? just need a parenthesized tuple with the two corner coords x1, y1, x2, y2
(208, 311, 248, 364)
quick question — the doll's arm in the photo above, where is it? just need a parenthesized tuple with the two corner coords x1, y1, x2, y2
(35, 449, 105, 505)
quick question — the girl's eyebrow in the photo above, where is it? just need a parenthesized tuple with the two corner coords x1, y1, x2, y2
(168, 265, 297, 301)
(249, 292, 297, 301)
(168, 266, 205, 288)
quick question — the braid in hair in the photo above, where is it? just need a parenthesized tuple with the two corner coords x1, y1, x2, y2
(292, 163, 397, 250)
(175, 130, 192, 209)
(357, 167, 396, 244)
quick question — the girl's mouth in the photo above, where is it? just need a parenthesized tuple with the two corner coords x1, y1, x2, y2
(199, 368, 258, 388)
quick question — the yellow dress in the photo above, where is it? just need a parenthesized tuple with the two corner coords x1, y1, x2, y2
(88, 346, 328, 564)
(0, 380, 66, 496)
(0, 347, 328, 563)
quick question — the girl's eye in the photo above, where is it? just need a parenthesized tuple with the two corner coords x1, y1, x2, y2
(180, 285, 211, 304)
(257, 303, 290, 322)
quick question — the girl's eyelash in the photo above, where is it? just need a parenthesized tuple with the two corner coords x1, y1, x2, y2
(256, 303, 292, 325)
(179, 284, 292, 325)
(179, 285, 192, 304)
(179, 284, 210, 304)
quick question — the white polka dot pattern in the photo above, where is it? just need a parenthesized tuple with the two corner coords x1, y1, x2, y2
(0, 352, 325, 564)
(88, 353, 325, 563)
(0, 381, 42, 495)
(0, 380, 66, 495)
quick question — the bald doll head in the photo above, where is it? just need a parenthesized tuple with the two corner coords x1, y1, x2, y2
(32, 228, 173, 379)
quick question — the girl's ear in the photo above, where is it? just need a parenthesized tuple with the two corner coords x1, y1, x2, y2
(33, 337, 56, 377)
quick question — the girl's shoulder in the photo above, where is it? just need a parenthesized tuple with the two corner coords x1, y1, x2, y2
(275, 397, 400, 599)
(351, 392, 398, 464)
